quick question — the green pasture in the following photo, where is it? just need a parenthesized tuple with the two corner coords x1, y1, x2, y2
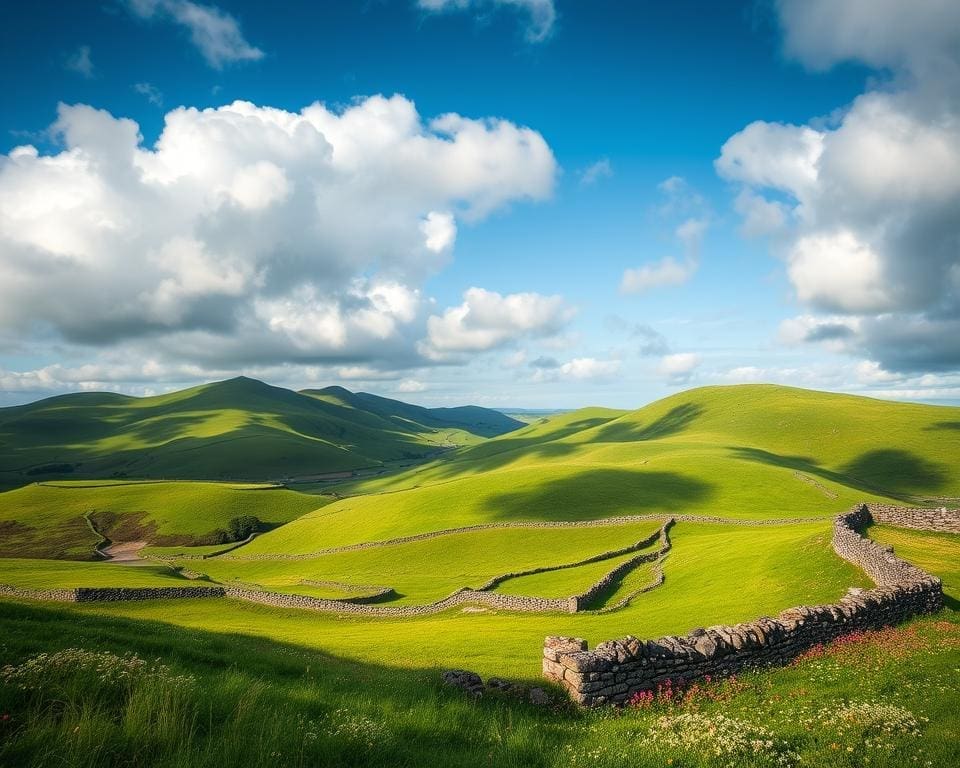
(249, 385, 960, 553)
(49, 522, 865, 678)
(183, 520, 664, 604)
(492, 549, 646, 600)
(0, 559, 200, 589)
(869, 524, 960, 604)
(0, 481, 326, 558)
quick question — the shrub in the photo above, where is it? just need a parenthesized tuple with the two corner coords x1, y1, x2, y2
(227, 516, 262, 542)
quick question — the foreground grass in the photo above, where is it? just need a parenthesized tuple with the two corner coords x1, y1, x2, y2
(0, 600, 956, 768)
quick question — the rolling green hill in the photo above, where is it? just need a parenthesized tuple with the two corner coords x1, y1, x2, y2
(248, 384, 960, 552)
(0, 377, 523, 487)
(0, 383, 958, 768)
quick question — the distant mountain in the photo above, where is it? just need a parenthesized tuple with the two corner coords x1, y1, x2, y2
(0, 377, 523, 486)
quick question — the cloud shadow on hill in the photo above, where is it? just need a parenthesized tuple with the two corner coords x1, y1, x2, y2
(927, 421, 960, 431)
(729, 446, 949, 499)
(418, 417, 616, 481)
(486, 468, 713, 521)
(593, 403, 704, 443)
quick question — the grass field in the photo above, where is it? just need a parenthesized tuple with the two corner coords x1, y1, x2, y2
(230, 385, 960, 558)
(0, 481, 326, 559)
(0, 538, 955, 767)
(189, 521, 663, 604)
(0, 384, 957, 766)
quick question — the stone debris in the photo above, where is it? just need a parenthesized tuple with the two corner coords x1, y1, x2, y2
(442, 670, 484, 698)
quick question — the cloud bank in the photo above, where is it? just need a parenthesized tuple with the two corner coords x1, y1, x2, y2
(0, 96, 557, 381)
(719, 0, 960, 375)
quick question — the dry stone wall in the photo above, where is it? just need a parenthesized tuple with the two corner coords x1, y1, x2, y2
(0, 584, 225, 603)
(543, 503, 953, 706)
(865, 503, 960, 533)
(223, 586, 577, 616)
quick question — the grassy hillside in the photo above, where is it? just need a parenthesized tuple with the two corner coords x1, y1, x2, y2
(0, 384, 957, 766)
(0, 481, 325, 559)
(266, 385, 960, 551)
(7, 597, 954, 768)
(0, 377, 523, 487)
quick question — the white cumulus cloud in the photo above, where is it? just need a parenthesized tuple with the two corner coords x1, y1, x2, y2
(0, 96, 556, 373)
(657, 352, 700, 383)
(421, 287, 575, 358)
(718, 0, 960, 373)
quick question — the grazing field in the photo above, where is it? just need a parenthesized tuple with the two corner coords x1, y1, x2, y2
(21, 521, 864, 677)
(0, 480, 326, 559)
(0, 384, 958, 767)
(177, 520, 664, 604)
(238, 385, 960, 556)
(0, 558, 201, 589)
(0, 577, 956, 767)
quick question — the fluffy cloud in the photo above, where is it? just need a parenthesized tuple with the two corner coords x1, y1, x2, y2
(421, 287, 574, 358)
(719, 0, 960, 373)
(657, 352, 700, 383)
(124, 0, 264, 68)
(733, 190, 788, 238)
(418, 0, 556, 43)
(0, 96, 556, 372)
(559, 357, 621, 380)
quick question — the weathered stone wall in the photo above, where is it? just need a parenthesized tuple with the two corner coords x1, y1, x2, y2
(0, 584, 78, 602)
(224, 586, 576, 615)
(73, 586, 225, 602)
(543, 503, 952, 706)
(865, 503, 960, 533)
(476, 526, 664, 592)
(0, 584, 224, 603)
(572, 521, 673, 610)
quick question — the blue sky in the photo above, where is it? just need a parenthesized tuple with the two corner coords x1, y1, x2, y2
(1, 0, 958, 408)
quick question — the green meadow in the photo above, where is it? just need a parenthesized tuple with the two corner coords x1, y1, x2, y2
(0, 480, 326, 558)
(1, 382, 958, 766)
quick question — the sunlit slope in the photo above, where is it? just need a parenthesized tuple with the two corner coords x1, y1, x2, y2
(0, 481, 324, 559)
(188, 520, 663, 604)
(246, 385, 960, 552)
(79, 521, 870, 678)
(0, 377, 522, 486)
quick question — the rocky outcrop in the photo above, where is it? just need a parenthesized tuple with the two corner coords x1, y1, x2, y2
(543, 503, 952, 706)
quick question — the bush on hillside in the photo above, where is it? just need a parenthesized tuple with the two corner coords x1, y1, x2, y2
(227, 516, 262, 542)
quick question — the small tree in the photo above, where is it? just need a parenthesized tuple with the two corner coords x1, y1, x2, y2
(227, 516, 262, 542)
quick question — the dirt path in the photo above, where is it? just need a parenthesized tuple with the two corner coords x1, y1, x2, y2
(102, 540, 151, 565)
